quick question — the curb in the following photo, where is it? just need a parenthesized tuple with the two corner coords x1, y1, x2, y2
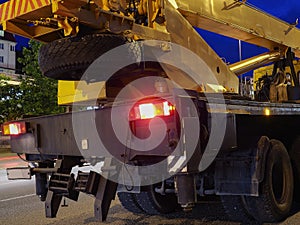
(0, 147, 11, 154)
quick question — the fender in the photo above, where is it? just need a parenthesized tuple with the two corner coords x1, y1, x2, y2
(255, 136, 271, 183)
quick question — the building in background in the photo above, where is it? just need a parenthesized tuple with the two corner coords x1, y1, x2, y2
(0, 30, 18, 147)
(0, 29, 22, 85)
(0, 29, 16, 73)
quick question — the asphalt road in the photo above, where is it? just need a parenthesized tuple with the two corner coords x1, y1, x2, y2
(0, 183, 240, 225)
(1, 153, 300, 225)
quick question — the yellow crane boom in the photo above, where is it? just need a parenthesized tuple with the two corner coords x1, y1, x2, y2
(1, 0, 300, 96)
(1, 0, 300, 55)
(177, 0, 300, 57)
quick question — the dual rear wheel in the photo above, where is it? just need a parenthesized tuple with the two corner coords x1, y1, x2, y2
(119, 139, 295, 223)
(222, 139, 294, 223)
(117, 183, 179, 215)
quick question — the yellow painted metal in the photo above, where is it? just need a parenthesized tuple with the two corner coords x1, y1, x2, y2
(51, 0, 90, 17)
(175, 0, 300, 57)
(3, 20, 63, 42)
(58, 80, 107, 105)
(165, 0, 239, 93)
(1, 0, 57, 42)
(229, 51, 283, 76)
(0, 0, 98, 42)
(0, 0, 51, 22)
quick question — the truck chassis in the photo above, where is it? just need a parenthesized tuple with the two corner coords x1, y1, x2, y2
(6, 90, 300, 223)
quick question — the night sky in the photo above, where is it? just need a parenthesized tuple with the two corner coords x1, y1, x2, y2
(1, 0, 300, 64)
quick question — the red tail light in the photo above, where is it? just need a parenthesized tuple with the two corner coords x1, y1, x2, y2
(2, 122, 27, 136)
(129, 98, 176, 121)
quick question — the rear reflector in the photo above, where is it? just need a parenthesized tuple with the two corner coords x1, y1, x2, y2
(2, 122, 27, 136)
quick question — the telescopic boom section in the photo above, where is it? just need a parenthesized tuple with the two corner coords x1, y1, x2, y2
(176, 0, 300, 57)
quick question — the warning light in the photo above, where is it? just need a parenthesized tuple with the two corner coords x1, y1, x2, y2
(264, 108, 271, 116)
(130, 98, 176, 121)
(2, 122, 27, 136)
(139, 103, 156, 119)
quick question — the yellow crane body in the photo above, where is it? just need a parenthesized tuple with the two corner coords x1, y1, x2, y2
(1, 0, 300, 104)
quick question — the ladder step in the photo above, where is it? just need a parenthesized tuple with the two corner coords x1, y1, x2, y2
(49, 186, 68, 192)
(53, 173, 71, 177)
(74, 170, 101, 195)
(50, 180, 69, 185)
(74, 187, 86, 191)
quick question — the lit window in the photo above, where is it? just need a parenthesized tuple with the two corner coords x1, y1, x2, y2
(0, 30, 4, 37)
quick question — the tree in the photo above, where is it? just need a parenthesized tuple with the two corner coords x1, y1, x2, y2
(18, 40, 65, 116)
(0, 76, 22, 123)
(0, 40, 65, 123)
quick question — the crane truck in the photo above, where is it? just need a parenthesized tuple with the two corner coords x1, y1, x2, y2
(1, 0, 300, 223)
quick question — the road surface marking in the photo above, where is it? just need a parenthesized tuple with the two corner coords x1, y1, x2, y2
(0, 193, 35, 202)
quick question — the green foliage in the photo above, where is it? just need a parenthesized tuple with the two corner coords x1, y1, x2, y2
(0, 77, 22, 123)
(0, 40, 65, 123)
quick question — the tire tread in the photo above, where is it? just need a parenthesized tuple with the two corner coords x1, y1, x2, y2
(38, 34, 127, 80)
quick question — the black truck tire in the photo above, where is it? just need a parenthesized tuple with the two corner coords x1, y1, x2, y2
(221, 195, 255, 223)
(289, 136, 300, 202)
(117, 192, 144, 214)
(134, 184, 179, 215)
(38, 34, 127, 80)
(244, 139, 294, 223)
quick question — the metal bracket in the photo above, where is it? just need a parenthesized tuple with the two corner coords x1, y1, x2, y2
(285, 18, 299, 35)
(45, 157, 81, 218)
(223, 0, 247, 10)
(94, 158, 119, 221)
(34, 124, 41, 148)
